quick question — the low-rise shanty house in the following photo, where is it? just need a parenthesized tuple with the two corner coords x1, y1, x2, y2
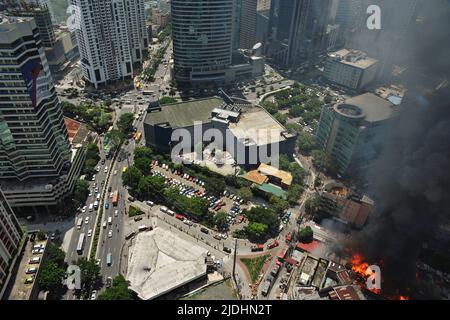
(244, 163, 293, 200)
(328, 285, 366, 300)
(319, 180, 373, 228)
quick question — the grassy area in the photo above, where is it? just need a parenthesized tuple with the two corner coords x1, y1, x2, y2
(128, 206, 144, 217)
(241, 254, 270, 283)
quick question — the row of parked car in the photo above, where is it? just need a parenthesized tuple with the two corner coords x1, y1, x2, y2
(152, 160, 206, 187)
(25, 243, 45, 284)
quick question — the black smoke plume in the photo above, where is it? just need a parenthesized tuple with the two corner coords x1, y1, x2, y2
(349, 0, 450, 298)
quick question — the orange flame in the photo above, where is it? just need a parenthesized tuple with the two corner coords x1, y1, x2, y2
(399, 295, 409, 300)
(351, 254, 371, 276)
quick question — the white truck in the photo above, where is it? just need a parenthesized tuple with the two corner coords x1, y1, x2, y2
(76, 218, 83, 230)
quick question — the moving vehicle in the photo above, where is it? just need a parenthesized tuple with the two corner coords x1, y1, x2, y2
(267, 240, 279, 250)
(134, 132, 142, 142)
(76, 233, 85, 254)
(223, 247, 232, 254)
(76, 218, 83, 230)
(122, 166, 128, 173)
(112, 190, 119, 206)
(108, 230, 113, 238)
(93, 201, 99, 209)
(89, 203, 94, 212)
(138, 225, 148, 232)
(105, 202, 109, 209)
(85, 216, 89, 224)
(87, 229, 92, 237)
(251, 244, 264, 252)
(106, 253, 112, 266)
(108, 216, 112, 225)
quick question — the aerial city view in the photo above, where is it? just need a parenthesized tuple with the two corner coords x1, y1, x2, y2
(0, 0, 449, 308)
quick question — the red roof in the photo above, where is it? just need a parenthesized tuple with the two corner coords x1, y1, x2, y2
(285, 257, 299, 266)
(296, 240, 325, 254)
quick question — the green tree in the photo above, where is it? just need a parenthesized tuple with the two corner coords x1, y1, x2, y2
(134, 157, 152, 176)
(287, 184, 303, 205)
(214, 211, 228, 231)
(85, 143, 100, 162)
(134, 146, 153, 160)
(269, 195, 289, 215)
(73, 179, 89, 207)
(311, 149, 336, 173)
(204, 177, 226, 196)
(305, 196, 321, 216)
(261, 101, 278, 115)
(39, 261, 65, 292)
(246, 222, 268, 239)
(244, 206, 278, 233)
(289, 104, 304, 117)
(117, 113, 134, 135)
(122, 166, 144, 190)
(159, 96, 178, 105)
(324, 95, 333, 104)
(107, 129, 125, 147)
(298, 226, 314, 243)
(46, 244, 66, 267)
(297, 131, 316, 155)
(274, 112, 288, 125)
(75, 258, 100, 295)
(237, 187, 253, 203)
(97, 275, 135, 300)
(83, 158, 98, 176)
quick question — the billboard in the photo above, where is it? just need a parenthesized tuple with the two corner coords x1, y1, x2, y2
(20, 58, 43, 108)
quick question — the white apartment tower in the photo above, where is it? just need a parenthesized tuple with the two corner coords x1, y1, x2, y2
(71, 0, 149, 88)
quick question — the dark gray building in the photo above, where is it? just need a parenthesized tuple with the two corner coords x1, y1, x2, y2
(143, 97, 296, 168)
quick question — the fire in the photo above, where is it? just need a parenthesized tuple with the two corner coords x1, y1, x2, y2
(351, 254, 371, 276)
(399, 295, 409, 300)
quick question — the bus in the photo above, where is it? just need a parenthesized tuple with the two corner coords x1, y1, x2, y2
(106, 253, 112, 266)
(112, 190, 119, 206)
(76, 218, 83, 230)
(134, 132, 142, 142)
(76, 233, 85, 254)
(142, 90, 154, 95)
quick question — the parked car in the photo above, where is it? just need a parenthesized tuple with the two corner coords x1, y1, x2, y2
(223, 247, 232, 254)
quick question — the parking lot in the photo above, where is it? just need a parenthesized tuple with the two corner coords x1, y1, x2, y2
(150, 161, 249, 230)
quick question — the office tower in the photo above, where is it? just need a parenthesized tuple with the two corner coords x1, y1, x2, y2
(239, 0, 258, 49)
(9, 3, 56, 48)
(335, 0, 361, 47)
(0, 15, 83, 212)
(171, 0, 234, 85)
(304, 0, 333, 62)
(266, 0, 310, 67)
(349, 0, 419, 83)
(257, 0, 271, 11)
(71, 0, 149, 88)
(316, 93, 399, 176)
(0, 188, 22, 298)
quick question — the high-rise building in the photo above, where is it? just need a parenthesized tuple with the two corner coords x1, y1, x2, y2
(257, 0, 271, 12)
(9, 4, 56, 48)
(171, 0, 234, 85)
(348, 0, 419, 83)
(0, 15, 84, 212)
(239, 0, 258, 49)
(0, 188, 22, 298)
(71, 0, 149, 88)
(316, 93, 399, 176)
(334, 0, 361, 48)
(266, 0, 311, 67)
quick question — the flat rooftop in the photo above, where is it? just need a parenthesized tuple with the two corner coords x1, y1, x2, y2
(144, 97, 224, 128)
(328, 49, 378, 70)
(126, 227, 208, 300)
(8, 237, 47, 300)
(341, 92, 397, 123)
(229, 107, 287, 145)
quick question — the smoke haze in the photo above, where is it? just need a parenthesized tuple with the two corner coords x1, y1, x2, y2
(349, 0, 450, 297)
